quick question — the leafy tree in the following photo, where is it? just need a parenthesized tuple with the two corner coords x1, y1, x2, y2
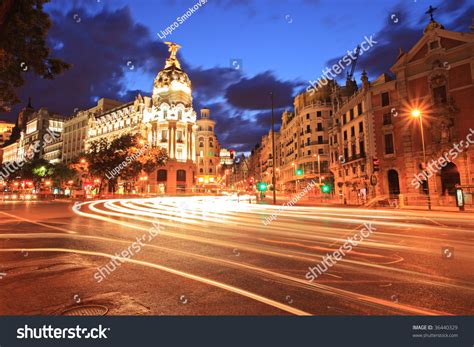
(85, 133, 168, 195)
(0, 0, 70, 112)
(138, 146, 168, 175)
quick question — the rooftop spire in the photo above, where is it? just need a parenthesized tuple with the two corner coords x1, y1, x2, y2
(164, 42, 182, 69)
(425, 5, 437, 21)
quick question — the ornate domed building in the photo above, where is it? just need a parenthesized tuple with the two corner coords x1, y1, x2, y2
(86, 42, 199, 194)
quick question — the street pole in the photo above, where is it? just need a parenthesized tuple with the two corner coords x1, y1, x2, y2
(317, 154, 321, 184)
(418, 114, 432, 210)
(270, 92, 277, 205)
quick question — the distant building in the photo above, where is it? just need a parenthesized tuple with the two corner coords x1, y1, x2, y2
(0, 120, 15, 146)
(19, 108, 65, 161)
(63, 98, 122, 164)
(195, 108, 221, 191)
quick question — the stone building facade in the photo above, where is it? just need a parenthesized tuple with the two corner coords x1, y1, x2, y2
(372, 18, 474, 206)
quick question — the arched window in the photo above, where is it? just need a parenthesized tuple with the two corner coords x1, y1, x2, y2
(199, 137, 204, 148)
(177, 169, 186, 182)
(208, 126, 213, 131)
(209, 138, 213, 147)
(199, 168, 203, 173)
(157, 169, 167, 182)
(178, 110, 183, 120)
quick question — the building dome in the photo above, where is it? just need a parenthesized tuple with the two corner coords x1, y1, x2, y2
(152, 42, 192, 106)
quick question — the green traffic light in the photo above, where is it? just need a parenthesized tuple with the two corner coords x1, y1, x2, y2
(257, 182, 267, 191)
(295, 169, 303, 176)
(321, 185, 331, 193)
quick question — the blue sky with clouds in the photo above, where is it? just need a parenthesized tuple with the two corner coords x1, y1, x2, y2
(4, 0, 472, 152)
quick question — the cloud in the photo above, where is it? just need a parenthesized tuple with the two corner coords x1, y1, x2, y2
(323, 0, 472, 80)
(225, 71, 300, 110)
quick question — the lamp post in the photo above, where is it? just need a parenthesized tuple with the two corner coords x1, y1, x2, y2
(411, 109, 431, 210)
(270, 92, 277, 205)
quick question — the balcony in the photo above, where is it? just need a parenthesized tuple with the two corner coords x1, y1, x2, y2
(344, 152, 366, 163)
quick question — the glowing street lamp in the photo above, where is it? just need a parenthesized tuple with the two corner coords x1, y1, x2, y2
(411, 108, 431, 210)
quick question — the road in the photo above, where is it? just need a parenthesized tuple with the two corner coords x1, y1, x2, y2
(0, 196, 473, 315)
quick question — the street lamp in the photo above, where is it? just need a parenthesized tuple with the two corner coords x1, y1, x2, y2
(270, 91, 277, 205)
(411, 108, 431, 210)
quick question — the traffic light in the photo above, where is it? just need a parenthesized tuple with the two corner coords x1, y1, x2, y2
(257, 182, 267, 191)
(321, 185, 331, 193)
(295, 168, 303, 176)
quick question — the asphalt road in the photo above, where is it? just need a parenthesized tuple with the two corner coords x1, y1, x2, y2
(0, 196, 473, 316)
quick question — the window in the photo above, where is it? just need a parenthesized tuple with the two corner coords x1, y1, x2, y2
(307, 150, 311, 155)
(350, 109, 354, 120)
(177, 131, 183, 142)
(176, 169, 186, 182)
(351, 143, 356, 156)
(200, 168, 203, 173)
(344, 148, 348, 161)
(359, 122, 364, 133)
(357, 103, 362, 115)
(318, 148, 324, 154)
(163, 110, 168, 118)
(385, 134, 394, 154)
(157, 169, 167, 181)
(343, 114, 347, 125)
(161, 130, 167, 141)
(306, 113, 310, 120)
(383, 113, 392, 125)
(306, 125, 311, 133)
(351, 126, 355, 137)
(178, 110, 183, 120)
(360, 141, 365, 155)
(317, 123, 323, 131)
(208, 126, 213, 131)
(318, 136, 324, 144)
(209, 138, 214, 147)
(381, 92, 390, 107)
(317, 111, 322, 117)
(343, 131, 347, 140)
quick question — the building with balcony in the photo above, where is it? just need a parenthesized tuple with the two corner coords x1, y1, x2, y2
(86, 42, 199, 194)
(278, 86, 333, 193)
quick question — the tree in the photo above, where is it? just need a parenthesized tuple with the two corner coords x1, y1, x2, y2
(0, 0, 70, 112)
(139, 146, 168, 175)
(85, 133, 168, 195)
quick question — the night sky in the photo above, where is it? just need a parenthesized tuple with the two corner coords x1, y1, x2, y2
(3, 0, 472, 153)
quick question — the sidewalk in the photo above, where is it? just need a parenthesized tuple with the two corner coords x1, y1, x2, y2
(260, 194, 474, 213)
